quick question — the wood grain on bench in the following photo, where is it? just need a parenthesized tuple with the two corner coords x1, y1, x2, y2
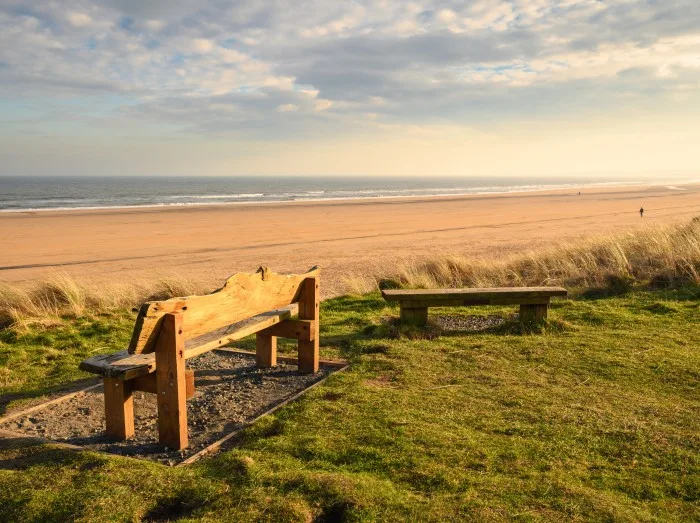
(382, 287, 567, 303)
(129, 266, 319, 354)
(79, 304, 300, 380)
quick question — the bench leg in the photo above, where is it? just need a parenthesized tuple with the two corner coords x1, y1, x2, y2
(256, 333, 277, 368)
(400, 306, 428, 327)
(156, 313, 188, 450)
(298, 276, 320, 374)
(519, 304, 549, 324)
(104, 377, 134, 440)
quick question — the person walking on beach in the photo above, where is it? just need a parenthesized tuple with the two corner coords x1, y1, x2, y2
(640, 207, 644, 217)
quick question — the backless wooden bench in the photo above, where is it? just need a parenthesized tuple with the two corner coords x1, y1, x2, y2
(79, 266, 320, 450)
(381, 287, 568, 327)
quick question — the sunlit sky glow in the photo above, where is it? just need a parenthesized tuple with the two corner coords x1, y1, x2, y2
(1, 1, 699, 177)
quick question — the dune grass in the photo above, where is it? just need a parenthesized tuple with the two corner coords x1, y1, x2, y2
(344, 219, 700, 295)
(0, 273, 213, 330)
(4, 219, 700, 330)
(0, 285, 699, 521)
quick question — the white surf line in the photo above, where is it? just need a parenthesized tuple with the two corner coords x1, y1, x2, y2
(0, 179, 660, 214)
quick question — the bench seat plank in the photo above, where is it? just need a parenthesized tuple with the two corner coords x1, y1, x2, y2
(81, 351, 155, 381)
(395, 296, 557, 308)
(383, 287, 568, 327)
(381, 287, 568, 302)
(79, 304, 299, 380)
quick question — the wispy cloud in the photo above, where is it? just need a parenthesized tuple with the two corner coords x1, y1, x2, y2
(1, 1, 699, 175)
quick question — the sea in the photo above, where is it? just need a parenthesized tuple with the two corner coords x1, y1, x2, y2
(0, 175, 693, 213)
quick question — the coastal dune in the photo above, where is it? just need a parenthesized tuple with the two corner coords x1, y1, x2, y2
(2, 184, 699, 296)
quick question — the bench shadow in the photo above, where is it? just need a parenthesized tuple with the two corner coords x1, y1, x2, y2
(0, 436, 96, 471)
(142, 486, 207, 522)
(320, 308, 558, 357)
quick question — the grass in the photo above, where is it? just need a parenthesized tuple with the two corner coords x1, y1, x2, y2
(0, 285, 699, 521)
(344, 219, 700, 294)
(0, 272, 213, 330)
(0, 312, 134, 403)
(4, 219, 700, 330)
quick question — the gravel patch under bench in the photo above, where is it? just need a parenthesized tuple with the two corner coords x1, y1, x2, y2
(0, 351, 339, 465)
(432, 314, 516, 332)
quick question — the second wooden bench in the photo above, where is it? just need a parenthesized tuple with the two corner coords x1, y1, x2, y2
(381, 287, 568, 326)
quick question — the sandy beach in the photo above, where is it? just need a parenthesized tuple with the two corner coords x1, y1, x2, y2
(2, 183, 699, 296)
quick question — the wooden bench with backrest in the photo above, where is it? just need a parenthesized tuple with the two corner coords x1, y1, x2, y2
(381, 287, 568, 327)
(79, 266, 320, 450)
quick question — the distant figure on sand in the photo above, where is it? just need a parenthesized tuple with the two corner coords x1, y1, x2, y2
(640, 207, 644, 217)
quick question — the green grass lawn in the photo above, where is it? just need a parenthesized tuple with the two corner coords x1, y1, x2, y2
(0, 288, 699, 522)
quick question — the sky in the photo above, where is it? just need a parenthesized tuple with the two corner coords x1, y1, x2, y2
(1, 0, 699, 178)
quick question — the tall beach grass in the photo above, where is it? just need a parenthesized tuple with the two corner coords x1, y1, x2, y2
(0, 273, 212, 329)
(344, 217, 700, 293)
(2, 218, 700, 327)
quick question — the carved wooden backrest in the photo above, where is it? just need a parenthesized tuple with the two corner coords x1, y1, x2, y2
(128, 266, 320, 354)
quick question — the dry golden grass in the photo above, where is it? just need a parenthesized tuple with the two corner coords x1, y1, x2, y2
(3, 218, 700, 326)
(0, 272, 213, 329)
(343, 218, 700, 293)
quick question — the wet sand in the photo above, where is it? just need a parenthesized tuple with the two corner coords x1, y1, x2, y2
(2, 183, 699, 295)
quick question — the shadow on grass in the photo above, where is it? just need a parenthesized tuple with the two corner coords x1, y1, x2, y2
(142, 487, 208, 523)
(0, 435, 108, 472)
(387, 317, 572, 340)
(315, 501, 354, 523)
(579, 274, 636, 300)
(0, 443, 111, 523)
(0, 442, 82, 471)
(579, 275, 700, 302)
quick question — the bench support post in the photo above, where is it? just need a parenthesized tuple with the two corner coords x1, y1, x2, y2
(132, 369, 195, 398)
(156, 312, 188, 450)
(519, 303, 549, 324)
(400, 306, 428, 327)
(104, 377, 134, 440)
(256, 333, 277, 368)
(297, 276, 320, 373)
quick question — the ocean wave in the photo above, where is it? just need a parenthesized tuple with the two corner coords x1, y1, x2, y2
(0, 178, 694, 213)
(169, 193, 266, 199)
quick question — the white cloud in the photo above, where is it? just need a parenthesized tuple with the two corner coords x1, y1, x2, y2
(0, 0, 699, 140)
(300, 8, 366, 38)
(67, 12, 92, 27)
(219, 48, 247, 63)
(437, 9, 457, 24)
(145, 19, 165, 31)
(263, 75, 295, 90)
(314, 99, 333, 111)
(191, 38, 214, 53)
(391, 19, 420, 35)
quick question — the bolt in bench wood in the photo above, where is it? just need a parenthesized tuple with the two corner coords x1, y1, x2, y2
(79, 266, 320, 450)
(381, 287, 568, 327)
